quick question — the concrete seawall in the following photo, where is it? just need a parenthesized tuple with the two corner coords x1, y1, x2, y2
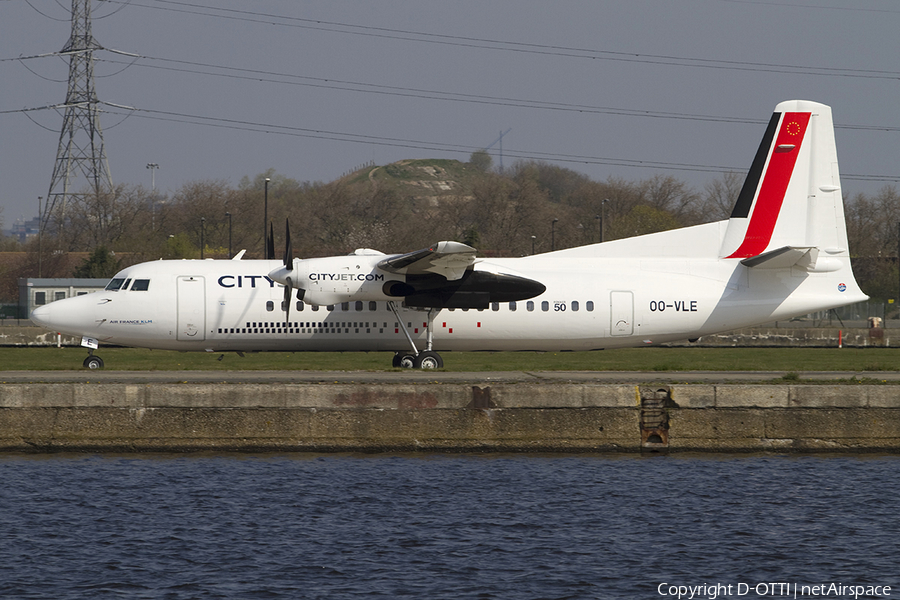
(1, 382, 897, 453)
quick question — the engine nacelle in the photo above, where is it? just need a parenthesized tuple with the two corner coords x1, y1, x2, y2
(290, 255, 401, 306)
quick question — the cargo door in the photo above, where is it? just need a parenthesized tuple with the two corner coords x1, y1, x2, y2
(610, 291, 633, 336)
(177, 276, 206, 341)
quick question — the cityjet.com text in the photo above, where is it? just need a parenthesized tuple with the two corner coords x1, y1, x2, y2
(657, 582, 891, 599)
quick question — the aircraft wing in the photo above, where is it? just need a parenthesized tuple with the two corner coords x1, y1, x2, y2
(378, 241, 477, 281)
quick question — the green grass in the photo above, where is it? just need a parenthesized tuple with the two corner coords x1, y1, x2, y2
(3, 346, 900, 372)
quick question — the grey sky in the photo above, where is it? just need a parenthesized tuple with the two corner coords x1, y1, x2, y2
(1, 0, 898, 226)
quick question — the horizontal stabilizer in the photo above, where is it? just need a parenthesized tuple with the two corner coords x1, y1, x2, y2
(741, 246, 813, 269)
(378, 241, 476, 281)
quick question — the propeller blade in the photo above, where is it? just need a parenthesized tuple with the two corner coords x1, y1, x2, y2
(281, 219, 295, 328)
(266, 222, 275, 260)
(283, 275, 292, 325)
(283, 219, 293, 271)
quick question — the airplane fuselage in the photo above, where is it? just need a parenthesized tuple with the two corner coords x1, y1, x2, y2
(34, 246, 856, 355)
(30, 101, 869, 368)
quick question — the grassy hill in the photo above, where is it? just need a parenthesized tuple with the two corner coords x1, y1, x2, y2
(341, 159, 484, 203)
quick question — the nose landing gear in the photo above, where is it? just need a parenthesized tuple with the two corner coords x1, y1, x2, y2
(83, 351, 104, 369)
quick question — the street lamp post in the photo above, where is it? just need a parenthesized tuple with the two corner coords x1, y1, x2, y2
(551, 218, 559, 251)
(263, 178, 270, 258)
(226, 212, 232, 257)
(601, 198, 609, 243)
(531, 235, 536, 255)
(38, 196, 43, 278)
(146, 163, 159, 191)
(200, 217, 206, 259)
(147, 164, 159, 229)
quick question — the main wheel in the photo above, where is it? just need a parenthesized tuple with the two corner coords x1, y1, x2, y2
(413, 351, 443, 369)
(392, 353, 416, 369)
(83, 355, 104, 370)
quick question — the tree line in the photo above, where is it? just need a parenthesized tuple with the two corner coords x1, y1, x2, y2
(1, 154, 897, 304)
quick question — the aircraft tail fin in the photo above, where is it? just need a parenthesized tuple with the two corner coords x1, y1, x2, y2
(720, 100, 849, 263)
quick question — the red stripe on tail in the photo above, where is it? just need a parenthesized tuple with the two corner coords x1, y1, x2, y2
(726, 112, 810, 259)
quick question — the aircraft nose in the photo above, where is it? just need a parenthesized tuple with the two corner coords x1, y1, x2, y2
(30, 295, 95, 336)
(30, 303, 53, 329)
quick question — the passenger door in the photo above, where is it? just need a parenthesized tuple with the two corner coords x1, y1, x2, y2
(177, 276, 206, 341)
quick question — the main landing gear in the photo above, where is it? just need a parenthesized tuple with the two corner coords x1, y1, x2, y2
(388, 302, 444, 369)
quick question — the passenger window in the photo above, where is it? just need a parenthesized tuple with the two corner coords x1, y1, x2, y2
(509, 301, 517, 312)
(327, 305, 335, 312)
(587, 301, 594, 312)
(266, 301, 274, 312)
(572, 301, 579, 312)
(105, 278, 125, 291)
(312, 305, 320, 312)
(296, 301, 304, 311)
(491, 302, 499, 311)
(541, 301, 549, 312)
(527, 301, 534, 312)
(131, 279, 150, 291)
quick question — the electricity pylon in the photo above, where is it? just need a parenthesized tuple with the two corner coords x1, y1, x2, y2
(43, 0, 113, 235)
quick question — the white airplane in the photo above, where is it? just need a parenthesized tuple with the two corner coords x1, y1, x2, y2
(31, 100, 867, 369)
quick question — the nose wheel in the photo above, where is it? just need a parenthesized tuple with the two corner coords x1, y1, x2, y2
(83, 352, 104, 369)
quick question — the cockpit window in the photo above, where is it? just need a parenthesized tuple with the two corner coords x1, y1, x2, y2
(105, 278, 126, 291)
(131, 279, 150, 291)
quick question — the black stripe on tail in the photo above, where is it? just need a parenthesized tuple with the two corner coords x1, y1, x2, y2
(730, 112, 781, 219)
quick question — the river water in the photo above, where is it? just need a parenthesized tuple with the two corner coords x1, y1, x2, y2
(0, 453, 897, 599)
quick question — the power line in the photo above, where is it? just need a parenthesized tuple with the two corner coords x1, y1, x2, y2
(14, 49, 900, 132)
(99, 104, 742, 171)
(95, 54, 768, 126)
(6, 2, 897, 188)
(6, 94, 897, 181)
(95, 104, 897, 183)
(107, 0, 900, 81)
(719, 0, 900, 14)
(7, 98, 895, 184)
(92, 53, 900, 133)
